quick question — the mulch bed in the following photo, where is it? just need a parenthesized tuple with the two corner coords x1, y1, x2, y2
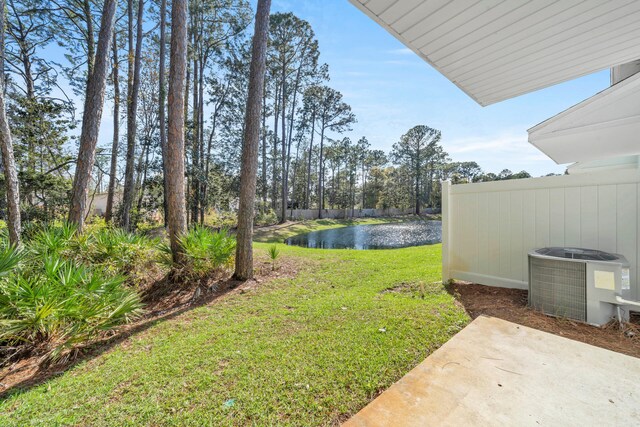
(449, 281, 640, 359)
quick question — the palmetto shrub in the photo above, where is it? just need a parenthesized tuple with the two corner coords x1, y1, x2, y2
(268, 244, 280, 271)
(76, 228, 162, 282)
(161, 225, 236, 277)
(26, 222, 162, 283)
(0, 245, 144, 363)
(0, 224, 150, 364)
(27, 221, 77, 259)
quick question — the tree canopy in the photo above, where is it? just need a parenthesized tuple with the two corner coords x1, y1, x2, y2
(0, 0, 535, 245)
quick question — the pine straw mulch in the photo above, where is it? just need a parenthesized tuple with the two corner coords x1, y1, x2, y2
(0, 253, 302, 396)
(448, 281, 640, 359)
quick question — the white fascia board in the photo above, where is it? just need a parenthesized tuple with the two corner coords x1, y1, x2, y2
(529, 71, 640, 135)
(528, 71, 640, 164)
(529, 116, 640, 164)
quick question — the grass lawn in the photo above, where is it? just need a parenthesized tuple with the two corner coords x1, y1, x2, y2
(1, 218, 469, 426)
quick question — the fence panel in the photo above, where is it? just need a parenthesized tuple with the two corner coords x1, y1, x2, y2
(286, 207, 439, 220)
(442, 169, 640, 301)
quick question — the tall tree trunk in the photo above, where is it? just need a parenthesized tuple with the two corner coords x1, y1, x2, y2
(374, 174, 378, 208)
(184, 55, 190, 133)
(282, 57, 304, 217)
(190, 34, 199, 224)
(234, 0, 271, 280)
(20, 54, 35, 101)
(279, 77, 286, 223)
(166, 0, 188, 263)
(121, 0, 144, 230)
(283, 125, 293, 215)
(136, 140, 150, 212)
(16, 32, 36, 189)
(271, 83, 279, 210)
(426, 164, 434, 208)
(158, 0, 168, 226)
(105, 31, 120, 223)
(349, 176, 354, 217)
(183, 23, 192, 226)
(198, 56, 205, 224)
(305, 109, 315, 209)
(0, 0, 20, 245)
(202, 108, 218, 222)
(68, 0, 118, 230)
(261, 87, 267, 206)
(361, 163, 366, 209)
(317, 125, 325, 219)
(415, 148, 421, 215)
(84, 0, 95, 79)
(289, 135, 301, 219)
(184, 53, 191, 140)
(335, 164, 340, 209)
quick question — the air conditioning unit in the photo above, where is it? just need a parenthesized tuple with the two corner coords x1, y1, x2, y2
(528, 247, 633, 326)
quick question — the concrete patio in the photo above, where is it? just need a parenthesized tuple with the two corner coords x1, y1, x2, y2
(345, 316, 640, 426)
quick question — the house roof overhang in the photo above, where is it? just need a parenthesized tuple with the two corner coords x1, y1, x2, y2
(348, 0, 640, 106)
(528, 71, 640, 164)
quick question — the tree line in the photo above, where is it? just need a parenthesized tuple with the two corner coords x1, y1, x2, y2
(0, 0, 534, 274)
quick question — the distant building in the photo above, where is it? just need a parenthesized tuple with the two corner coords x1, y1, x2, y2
(87, 191, 122, 217)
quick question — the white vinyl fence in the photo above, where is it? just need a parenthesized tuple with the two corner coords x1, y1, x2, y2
(287, 208, 439, 220)
(442, 169, 640, 301)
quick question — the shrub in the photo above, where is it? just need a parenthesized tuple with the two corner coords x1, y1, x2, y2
(76, 227, 162, 281)
(162, 225, 236, 277)
(135, 219, 162, 234)
(255, 208, 278, 226)
(0, 223, 156, 364)
(268, 245, 280, 271)
(0, 247, 143, 363)
(24, 222, 162, 284)
(27, 222, 77, 259)
(0, 243, 22, 276)
(83, 215, 108, 235)
(204, 210, 237, 229)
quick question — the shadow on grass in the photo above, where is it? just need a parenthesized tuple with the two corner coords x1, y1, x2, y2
(0, 275, 245, 400)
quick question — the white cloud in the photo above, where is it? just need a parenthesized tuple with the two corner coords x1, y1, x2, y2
(443, 132, 565, 175)
(446, 133, 530, 154)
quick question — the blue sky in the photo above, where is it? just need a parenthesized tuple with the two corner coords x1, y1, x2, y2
(270, 0, 611, 176)
(54, 0, 611, 177)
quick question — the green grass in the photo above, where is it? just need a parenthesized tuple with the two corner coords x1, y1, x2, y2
(1, 219, 469, 426)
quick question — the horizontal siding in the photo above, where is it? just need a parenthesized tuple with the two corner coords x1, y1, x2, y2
(445, 170, 640, 301)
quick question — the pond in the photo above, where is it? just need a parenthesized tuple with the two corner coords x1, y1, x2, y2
(285, 221, 442, 250)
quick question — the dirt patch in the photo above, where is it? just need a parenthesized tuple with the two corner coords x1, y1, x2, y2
(449, 281, 640, 358)
(381, 281, 444, 299)
(0, 254, 303, 396)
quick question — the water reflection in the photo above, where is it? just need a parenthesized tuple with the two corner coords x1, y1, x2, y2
(285, 221, 442, 250)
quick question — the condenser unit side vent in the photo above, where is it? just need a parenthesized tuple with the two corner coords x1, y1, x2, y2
(529, 257, 586, 322)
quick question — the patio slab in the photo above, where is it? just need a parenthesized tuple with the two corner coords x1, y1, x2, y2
(344, 316, 640, 426)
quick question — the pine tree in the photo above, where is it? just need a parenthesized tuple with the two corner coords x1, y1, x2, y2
(234, 0, 271, 280)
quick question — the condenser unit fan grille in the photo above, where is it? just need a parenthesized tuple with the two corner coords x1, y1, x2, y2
(529, 257, 586, 322)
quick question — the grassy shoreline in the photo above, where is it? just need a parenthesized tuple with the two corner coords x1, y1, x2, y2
(1, 218, 466, 426)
